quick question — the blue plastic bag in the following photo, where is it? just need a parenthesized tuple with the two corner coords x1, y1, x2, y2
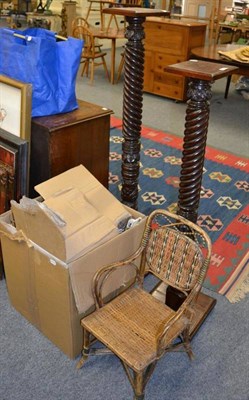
(0, 28, 84, 117)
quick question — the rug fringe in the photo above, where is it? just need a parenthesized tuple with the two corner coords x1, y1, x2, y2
(226, 268, 249, 304)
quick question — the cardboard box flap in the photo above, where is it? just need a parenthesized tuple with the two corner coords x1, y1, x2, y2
(0, 215, 27, 242)
(41, 187, 115, 238)
(11, 198, 68, 261)
(11, 197, 120, 262)
(0, 212, 16, 235)
(35, 165, 131, 226)
(69, 208, 146, 314)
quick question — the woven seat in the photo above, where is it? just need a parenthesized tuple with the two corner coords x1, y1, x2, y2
(83, 287, 187, 371)
(77, 210, 212, 400)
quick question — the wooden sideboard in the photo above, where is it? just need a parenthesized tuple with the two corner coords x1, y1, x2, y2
(29, 100, 113, 197)
(143, 18, 207, 101)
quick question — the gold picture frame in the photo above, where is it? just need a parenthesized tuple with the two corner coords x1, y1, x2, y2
(0, 75, 32, 141)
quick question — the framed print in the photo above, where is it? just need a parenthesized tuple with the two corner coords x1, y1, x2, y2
(0, 128, 29, 214)
(0, 75, 32, 141)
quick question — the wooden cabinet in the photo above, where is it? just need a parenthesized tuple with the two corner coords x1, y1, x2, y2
(144, 18, 207, 101)
(29, 100, 113, 197)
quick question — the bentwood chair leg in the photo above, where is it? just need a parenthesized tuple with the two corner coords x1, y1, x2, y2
(76, 329, 91, 369)
(134, 395, 144, 400)
(182, 327, 195, 361)
(133, 371, 145, 400)
(90, 60, 94, 84)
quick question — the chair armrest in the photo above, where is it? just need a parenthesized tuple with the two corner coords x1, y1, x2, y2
(92, 246, 144, 309)
(156, 283, 201, 356)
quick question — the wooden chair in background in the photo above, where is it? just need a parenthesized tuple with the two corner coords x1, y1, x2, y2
(72, 17, 103, 51)
(73, 25, 110, 84)
(85, 0, 106, 30)
(72, 16, 90, 30)
(77, 209, 212, 400)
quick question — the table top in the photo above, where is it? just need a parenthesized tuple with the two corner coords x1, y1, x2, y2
(91, 27, 125, 39)
(86, 0, 115, 3)
(219, 22, 249, 33)
(191, 44, 249, 77)
(32, 100, 113, 130)
(166, 60, 238, 81)
(103, 7, 169, 17)
(191, 44, 249, 65)
(86, 0, 142, 4)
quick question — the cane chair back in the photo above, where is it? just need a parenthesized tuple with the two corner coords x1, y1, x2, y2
(77, 210, 212, 400)
(145, 224, 204, 292)
(72, 25, 109, 84)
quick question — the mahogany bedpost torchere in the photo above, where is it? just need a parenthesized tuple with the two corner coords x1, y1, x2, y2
(103, 7, 169, 210)
(164, 60, 238, 331)
(166, 60, 238, 223)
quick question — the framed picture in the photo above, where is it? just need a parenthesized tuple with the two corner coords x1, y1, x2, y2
(0, 75, 32, 141)
(0, 128, 29, 214)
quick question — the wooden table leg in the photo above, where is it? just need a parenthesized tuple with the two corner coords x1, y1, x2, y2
(225, 75, 231, 99)
(110, 38, 116, 85)
(100, 2, 105, 30)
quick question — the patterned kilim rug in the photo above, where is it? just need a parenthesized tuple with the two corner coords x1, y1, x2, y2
(109, 116, 249, 303)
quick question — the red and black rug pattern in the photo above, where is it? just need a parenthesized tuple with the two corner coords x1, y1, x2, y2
(109, 117, 249, 295)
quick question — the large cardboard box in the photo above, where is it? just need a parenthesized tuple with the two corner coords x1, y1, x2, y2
(0, 166, 146, 359)
(12, 164, 134, 263)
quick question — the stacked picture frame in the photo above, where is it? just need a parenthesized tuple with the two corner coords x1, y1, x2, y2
(0, 75, 32, 214)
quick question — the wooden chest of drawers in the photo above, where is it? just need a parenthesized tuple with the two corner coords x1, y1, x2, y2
(144, 18, 207, 101)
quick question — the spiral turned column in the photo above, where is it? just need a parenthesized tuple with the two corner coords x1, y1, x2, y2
(166, 60, 238, 224)
(102, 8, 169, 210)
(165, 60, 238, 316)
(178, 79, 212, 222)
(121, 15, 145, 210)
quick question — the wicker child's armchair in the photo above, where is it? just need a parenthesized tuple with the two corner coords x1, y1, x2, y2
(77, 209, 212, 400)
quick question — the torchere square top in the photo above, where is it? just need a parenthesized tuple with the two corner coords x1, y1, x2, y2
(165, 60, 238, 81)
(103, 7, 170, 18)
